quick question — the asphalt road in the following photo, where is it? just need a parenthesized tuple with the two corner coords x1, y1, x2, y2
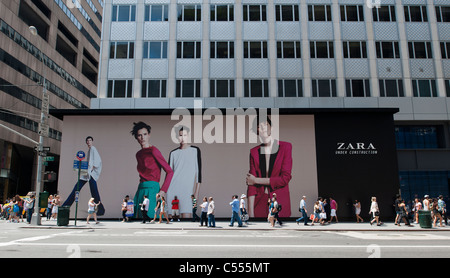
(1, 221, 450, 260)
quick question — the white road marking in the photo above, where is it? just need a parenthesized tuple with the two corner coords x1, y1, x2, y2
(329, 231, 450, 240)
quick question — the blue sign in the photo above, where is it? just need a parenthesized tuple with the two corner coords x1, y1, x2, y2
(76, 151, 86, 161)
(73, 160, 88, 170)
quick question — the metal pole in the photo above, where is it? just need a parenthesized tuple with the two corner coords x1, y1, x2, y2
(29, 26, 47, 226)
(74, 160, 81, 226)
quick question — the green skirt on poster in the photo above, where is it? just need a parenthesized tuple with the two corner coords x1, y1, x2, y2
(133, 181, 160, 219)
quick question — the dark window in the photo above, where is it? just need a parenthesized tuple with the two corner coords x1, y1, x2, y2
(310, 41, 334, 58)
(375, 41, 400, 58)
(345, 79, 370, 97)
(412, 80, 437, 97)
(244, 41, 268, 58)
(278, 79, 302, 97)
(404, 6, 428, 22)
(176, 80, 201, 97)
(308, 5, 332, 21)
(211, 5, 234, 21)
(373, 5, 396, 22)
(275, 5, 299, 21)
(210, 80, 235, 97)
(341, 5, 364, 21)
(142, 80, 167, 98)
(343, 41, 367, 58)
(312, 79, 337, 97)
(436, 6, 450, 22)
(408, 42, 433, 59)
(379, 79, 404, 97)
(277, 41, 301, 58)
(244, 80, 269, 97)
(243, 5, 266, 21)
(145, 5, 169, 21)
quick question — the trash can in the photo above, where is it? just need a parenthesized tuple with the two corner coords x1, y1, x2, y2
(418, 210, 432, 228)
(39, 191, 49, 208)
(57, 206, 70, 226)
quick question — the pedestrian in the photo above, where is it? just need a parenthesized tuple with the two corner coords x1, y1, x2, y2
(397, 199, 412, 226)
(311, 201, 323, 226)
(171, 196, 180, 222)
(296, 196, 309, 225)
(229, 195, 243, 227)
(268, 198, 277, 227)
(423, 195, 430, 211)
(15, 195, 24, 223)
(47, 195, 53, 220)
(86, 198, 100, 224)
(353, 200, 364, 223)
(150, 194, 161, 223)
(25, 195, 35, 224)
(270, 193, 282, 226)
(191, 194, 200, 222)
(438, 195, 447, 226)
(199, 196, 208, 227)
(158, 196, 170, 224)
(394, 194, 402, 225)
(329, 197, 338, 223)
(7, 197, 19, 223)
(51, 195, 60, 220)
(240, 194, 248, 224)
(413, 198, 422, 224)
(121, 197, 129, 222)
(141, 195, 150, 223)
(432, 198, 444, 227)
(207, 197, 215, 228)
(369, 196, 382, 226)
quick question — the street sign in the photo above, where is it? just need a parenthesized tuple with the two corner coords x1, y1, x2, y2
(73, 160, 88, 170)
(76, 151, 86, 160)
(44, 156, 54, 162)
(41, 92, 49, 115)
(38, 122, 49, 137)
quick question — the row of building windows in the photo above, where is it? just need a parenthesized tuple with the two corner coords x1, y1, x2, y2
(108, 40, 449, 60)
(108, 40, 446, 65)
(111, 4, 450, 23)
(106, 79, 450, 99)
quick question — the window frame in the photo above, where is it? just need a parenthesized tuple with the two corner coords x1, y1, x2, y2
(210, 79, 235, 97)
(243, 41, 268, 59)
(275, 4, 299, 21)
(141, 79, 167, 98)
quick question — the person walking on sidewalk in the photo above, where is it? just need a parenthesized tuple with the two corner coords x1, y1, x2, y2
(413, 198, 422, 224)
(207, 197, 215, 228)
(229, 195, 242, 227)
(354, 200, 364, 223)
(329, 197, 338, 223)
(200, 197, 208, 227)
(369, 196, 382, 226)
(191, 195, 200, 222)
(296, 196, 309, 225)
(141, 195, 150, 223)
(86, 198, 100, 224)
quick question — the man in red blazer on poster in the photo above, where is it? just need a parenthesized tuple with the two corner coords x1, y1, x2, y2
(246, 117, 293, 218)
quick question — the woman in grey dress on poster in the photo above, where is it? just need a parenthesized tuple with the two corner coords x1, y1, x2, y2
(166, 126, 202, 219)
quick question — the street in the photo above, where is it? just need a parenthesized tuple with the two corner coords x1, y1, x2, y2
(1, 220, 450, 260)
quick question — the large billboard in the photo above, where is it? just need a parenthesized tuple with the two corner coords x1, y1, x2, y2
(55, 108, 399, 220)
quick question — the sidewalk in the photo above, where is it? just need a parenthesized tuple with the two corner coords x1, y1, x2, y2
(14, 218, 449, 231)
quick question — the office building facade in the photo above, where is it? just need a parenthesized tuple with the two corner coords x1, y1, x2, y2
(0, 0, 103, 199)
(92, 0, 450, 206)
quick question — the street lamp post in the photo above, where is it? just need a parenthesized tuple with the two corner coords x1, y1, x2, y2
(29, 26, 49, 226)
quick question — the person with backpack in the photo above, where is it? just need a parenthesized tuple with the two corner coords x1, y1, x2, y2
(271, 193, 282, 226)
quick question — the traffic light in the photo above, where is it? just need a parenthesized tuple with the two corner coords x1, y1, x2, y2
(43, 171, 57, 182)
